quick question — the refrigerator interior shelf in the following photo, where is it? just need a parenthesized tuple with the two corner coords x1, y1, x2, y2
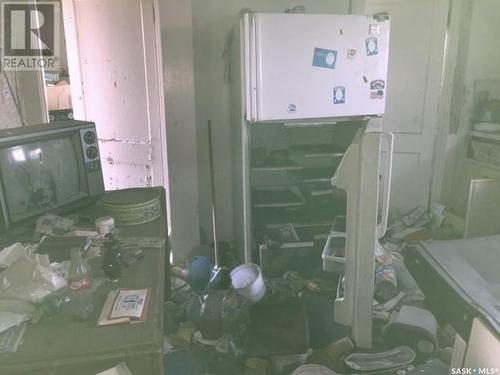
(465, 157, 500, 171)
(292, 167, 334, 183)
(253, 201, 346, 226)
(264, 222, 332, 239)
(470, 130, 500, 142)
(290, 144, 345, 158)
(310, 187, 335, 197)
(252, 188, 305, 208)
(252, 161, 303, 172)
(322, 233, 346, 272)
(261, 241, 315, 250)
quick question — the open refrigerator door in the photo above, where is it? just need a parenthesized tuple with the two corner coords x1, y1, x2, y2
(331, 123, 394, 349)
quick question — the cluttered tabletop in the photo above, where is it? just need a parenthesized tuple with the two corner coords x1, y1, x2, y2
(0, 188, 168, 374)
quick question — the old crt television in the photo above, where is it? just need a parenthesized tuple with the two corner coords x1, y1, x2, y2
(0, 120, 104, 231)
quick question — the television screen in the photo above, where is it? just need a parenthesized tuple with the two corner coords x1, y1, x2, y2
(0, 137, 87, 222)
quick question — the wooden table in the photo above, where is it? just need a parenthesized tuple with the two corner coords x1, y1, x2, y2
(0, 188, 168, 374)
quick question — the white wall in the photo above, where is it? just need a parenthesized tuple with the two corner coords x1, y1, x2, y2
(365, 0, 448, 213)
(65, 0, 201, 264)
(66, 0, 167, 189)
(191, 0, 350, 242)
(441, 0, 500, 210)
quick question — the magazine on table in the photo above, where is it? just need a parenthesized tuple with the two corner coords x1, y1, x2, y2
(97, 288, 150, 326)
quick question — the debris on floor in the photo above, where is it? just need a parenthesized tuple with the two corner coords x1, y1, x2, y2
(386, 206, 433, 243)
(164, 216, 456, 375)
(344, 345, 416, 373)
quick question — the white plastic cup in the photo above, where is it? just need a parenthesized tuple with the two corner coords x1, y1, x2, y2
(95, 216, 115, 235)
(230, 263, 266, 303)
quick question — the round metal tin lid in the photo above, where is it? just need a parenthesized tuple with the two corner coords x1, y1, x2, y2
(102, 188, 160, 207)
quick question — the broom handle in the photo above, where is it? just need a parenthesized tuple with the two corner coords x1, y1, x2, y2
(207, 120, 219, 267)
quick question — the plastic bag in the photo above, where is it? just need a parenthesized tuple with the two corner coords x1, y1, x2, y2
(0, 248, 67, 303)
(46, 277, 103, 320)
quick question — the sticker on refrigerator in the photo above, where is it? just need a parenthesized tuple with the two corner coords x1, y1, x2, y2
(312, 48, 337, 69)
(365, 37, 378, 56)
(370, 79, 385, 99)
(370, 80, 385, 90)
(369, 24, 380, 35)
(370, 90, 384, 99)
(333, 86, 345, 104)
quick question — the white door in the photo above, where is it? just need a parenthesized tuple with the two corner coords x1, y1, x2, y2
(364, 0, 449, 212)
(62, 0, 167, 190)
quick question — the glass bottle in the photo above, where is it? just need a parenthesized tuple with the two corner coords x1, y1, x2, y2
(199, 291, 223, 340)
(68, 248, 91, 290)
(101, 245, 122, 282)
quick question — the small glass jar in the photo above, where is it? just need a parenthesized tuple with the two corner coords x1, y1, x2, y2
(68, 248, 91, 290)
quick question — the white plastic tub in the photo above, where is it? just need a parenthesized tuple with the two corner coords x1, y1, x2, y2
(230, 263, 266, 303)
(322, 233, 346, 272)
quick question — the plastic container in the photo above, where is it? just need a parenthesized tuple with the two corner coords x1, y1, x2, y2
(322, 233, 346, 272)
(68, 248, 91, 290)
(230, 263, 265, 303)
(470, 137, 500, 165)
(322, 215, 346, 272)
(95, 216, 115, 235)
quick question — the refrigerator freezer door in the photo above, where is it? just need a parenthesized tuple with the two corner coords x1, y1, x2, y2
(244, 13, 390, 122)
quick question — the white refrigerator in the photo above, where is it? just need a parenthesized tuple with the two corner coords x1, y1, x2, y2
(232, 12, 393, 349)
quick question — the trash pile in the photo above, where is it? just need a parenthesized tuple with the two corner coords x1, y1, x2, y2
(0, 212, 151, 354)
(0, 241, 67, 353)
(164, 205, 457, 374)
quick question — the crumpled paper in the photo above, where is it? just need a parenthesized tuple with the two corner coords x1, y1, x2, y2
(0, 243, 67, 303)
(35, 213, 77, 236)
(0, 311, 30, 335)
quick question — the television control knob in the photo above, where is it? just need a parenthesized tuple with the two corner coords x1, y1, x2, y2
(84, 131, 96, 145)
(86, 146, 98, 159)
